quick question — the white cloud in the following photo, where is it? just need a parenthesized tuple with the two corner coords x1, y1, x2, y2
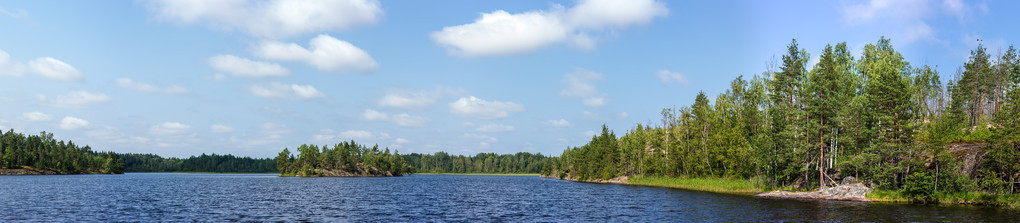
(0, 50, 26, 77)
(248, 82, 325, 100)
(59, 116, 90, 130)
(359, 109, 389, 121)
(565, 0, 669, 29)
(544, 119, 572, 127)
(146, 0, 383, 39)
(463, 133, 498, 143)
(114, 78, 188, 94)
(479, 142, 490, 148)
(432, 9, 570, 57)
(339, 130, 389, 141)
(359, 109, 429, 127)
(618, 112, 629, 119)
(253, 34, 377, 72)
(149, 122, 192, 135)
(390, 113, 429, 127)
(583, 130, 598, 137)
(840, 0, 980, 44)
(28, 57, 82, 81)
(395, 138, 411, 144)
(310, 129, 337, 144)
(376, 87, 460, 108)
(448, 96, 525, 119)
(560, 68, 607, 107)
(208, 54, 289, 77)
(22, 112, 52, 122)
(475, 124, 515, 133)
(46, 91, 112, 108)
(209, 124, 234, 133)
(261, 122, 293, 139)
(655, 70, 689, 85)
(431, 0, 668, 57)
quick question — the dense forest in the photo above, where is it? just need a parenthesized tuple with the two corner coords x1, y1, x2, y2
(275, 140, 411, 177)
(545, 37, 1020, 201)
(402, 152, 547, 174)
(119, 153, 276, 173)
(0, 129, 122, 174)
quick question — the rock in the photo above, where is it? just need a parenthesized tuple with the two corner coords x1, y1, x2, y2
(756, 182, 872, 202)
(841, 176, 857, 185)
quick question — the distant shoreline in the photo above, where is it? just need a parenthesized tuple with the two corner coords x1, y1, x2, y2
(412, 173, 540, 176)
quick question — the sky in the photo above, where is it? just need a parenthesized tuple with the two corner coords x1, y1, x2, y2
(1, 0, 1018, 158)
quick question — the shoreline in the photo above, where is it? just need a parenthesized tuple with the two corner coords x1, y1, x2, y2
(412, 173, 540, 176)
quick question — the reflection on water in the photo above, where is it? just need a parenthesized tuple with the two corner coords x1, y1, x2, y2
(0, 173, 1015, 222)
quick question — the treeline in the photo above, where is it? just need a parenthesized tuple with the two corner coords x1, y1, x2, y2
(0, 129, 122, 174)
(119, 153, 276, 173)
(546, 37, 1020, 200)
(402, 152, 547, 174)
(276, 140, 410, 177)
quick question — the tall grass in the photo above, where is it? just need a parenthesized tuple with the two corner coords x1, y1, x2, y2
(868, 189, 1020, 208)
(626, 176, 765, 195)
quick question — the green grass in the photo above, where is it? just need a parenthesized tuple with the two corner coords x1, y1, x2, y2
(868, 189, 1020, 208)
(412, 172, 540, 176)
(626, 176, 765, 195)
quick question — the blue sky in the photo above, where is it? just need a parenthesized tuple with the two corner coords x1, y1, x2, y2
(1, 0, 1016, 158)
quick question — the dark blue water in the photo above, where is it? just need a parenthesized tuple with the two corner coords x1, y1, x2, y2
(0, 173, 1016, 222)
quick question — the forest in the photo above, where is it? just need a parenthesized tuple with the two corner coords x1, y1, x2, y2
(119, 153, 277, 173)
(402, 152, 547, 174)
(545, 37, 1020, 202)
(0, 129, 123, 174)
(275, 140, 411, 177)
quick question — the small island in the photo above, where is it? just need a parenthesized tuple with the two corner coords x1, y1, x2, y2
(1, 129, 123, 175)
(275, 140, 411, 177)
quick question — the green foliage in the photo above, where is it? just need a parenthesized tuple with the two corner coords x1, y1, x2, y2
(543, 37, 1020, 204)
(403, 151, 546, 174)
(276, 140, 410, 177)
(903, 170, 937, 203)
(0, 129, 122, 174)
(119, 153, 276, 173)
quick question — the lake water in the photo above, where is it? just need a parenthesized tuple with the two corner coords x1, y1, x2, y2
(0, 173, 1016, 222)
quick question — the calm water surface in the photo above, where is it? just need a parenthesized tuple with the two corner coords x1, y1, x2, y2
(0, 173, 1017, 222)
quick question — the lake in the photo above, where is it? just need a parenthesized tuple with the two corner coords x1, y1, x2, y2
(0, 173, 1016, 222)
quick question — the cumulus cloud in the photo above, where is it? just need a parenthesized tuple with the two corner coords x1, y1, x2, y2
(395, 138, 411, 144)
(45, 91, 112, 108)
(253, 34, 377, 72)
(431, 0, 668, 57)
(475, 124, 515, 133)
(463, 133, 498, 143)
(114, 78, 188, 94)
(359, 109, 389, 121)
(59, 116, 90, 130)
(208, 55, 288, 77)
(544, 119, 571, 127)
(359, 109, 429, 127)
(209, 124, 234, 133)
(840, 0, 981, 43)
(261, 122, 293, 139)
(376, 87, 461, 108)
(655, 70, 689, 85)
(23, 112, 52, 122)
(1, 50, 83, 81)
(146, 0, 383, 39)
(560, 68, 607, 107)
(149, 122, 192, 135)
(448, 96, 525, 119)
(0, 50, 26, 77)
(248, 82, 325, 100)
(27, 57, 82, 81)
(339, 130, 390, 141)
(390, 114, 430, 127)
